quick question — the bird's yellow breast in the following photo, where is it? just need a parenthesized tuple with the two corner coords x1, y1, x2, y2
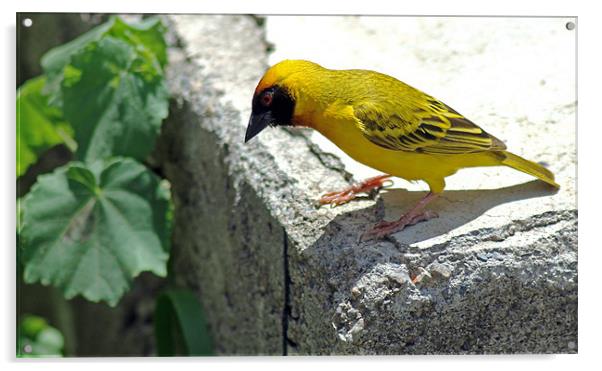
(300, 103, 459, 192)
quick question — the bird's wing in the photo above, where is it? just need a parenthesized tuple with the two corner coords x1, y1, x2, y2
(352, 95, 506, 154)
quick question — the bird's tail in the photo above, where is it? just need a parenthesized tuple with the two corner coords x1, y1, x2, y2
(498, 151, 559, 188)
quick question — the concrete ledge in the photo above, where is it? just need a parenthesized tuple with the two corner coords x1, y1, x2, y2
(158, 15, 577, 355)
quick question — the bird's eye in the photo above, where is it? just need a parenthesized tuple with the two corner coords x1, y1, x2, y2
(261, 91, 273, 106)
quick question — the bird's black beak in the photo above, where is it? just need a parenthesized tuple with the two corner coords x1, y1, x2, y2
(245, 112, 272, 143)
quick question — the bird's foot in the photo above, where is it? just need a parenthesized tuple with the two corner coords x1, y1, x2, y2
(319, 174, 392, 207)
(360, 210, 439, 241)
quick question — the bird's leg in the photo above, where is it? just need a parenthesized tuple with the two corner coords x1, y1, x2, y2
(360, 192, 440, 241)
(319, 174, 392, 206)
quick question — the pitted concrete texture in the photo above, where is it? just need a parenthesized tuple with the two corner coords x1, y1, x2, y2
(159, 15, 577, 355)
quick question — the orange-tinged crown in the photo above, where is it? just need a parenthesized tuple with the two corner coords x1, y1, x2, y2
(255, 60, 323, 95)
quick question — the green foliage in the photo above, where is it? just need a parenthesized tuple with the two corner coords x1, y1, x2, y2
(17, 315, 64, 357)
(106, 17, 168, 69)
(16, 16, 200, 355)
(42, 16, 167, 105)
(17, 16, 172, 308)
(40, 16, 168, 162)
(16, 76, 74, 177)
(20, 158, 171, 306)
(155, 289, 213, 356)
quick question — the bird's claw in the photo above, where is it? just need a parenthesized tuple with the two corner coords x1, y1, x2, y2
(319, 190, 356, 207)
(318, 175, 392, 207)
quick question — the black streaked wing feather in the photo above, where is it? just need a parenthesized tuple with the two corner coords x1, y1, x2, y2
(353, 96, 506, 154)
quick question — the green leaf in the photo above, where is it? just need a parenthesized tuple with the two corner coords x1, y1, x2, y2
(16, 76, 74, 177)
(40, 16, 169, 162)
(17, 315, 64, 357)
(41, 16, 167, 105)
(20, 158, 172, 306)
(107, 17, 168, 69)
(41, 19, 115, 106)
(60, 36, 169, 162)
(155, 289, 213, 356)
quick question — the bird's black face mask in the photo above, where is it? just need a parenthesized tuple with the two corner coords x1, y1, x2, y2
(245, 86, 295, 143)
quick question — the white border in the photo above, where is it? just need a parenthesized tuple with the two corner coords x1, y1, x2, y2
(3, 0, 598, 370)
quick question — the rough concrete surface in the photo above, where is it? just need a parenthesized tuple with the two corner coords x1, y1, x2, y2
(158, 15, 577, 355)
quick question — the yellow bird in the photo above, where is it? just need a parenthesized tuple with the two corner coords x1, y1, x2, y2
(245, 60, 559, 240)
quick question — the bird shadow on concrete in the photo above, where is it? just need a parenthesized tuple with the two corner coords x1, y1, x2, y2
(315, 179, 559, 247)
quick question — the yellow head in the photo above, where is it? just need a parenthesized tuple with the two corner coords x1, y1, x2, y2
(245, 60, 323, 142)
